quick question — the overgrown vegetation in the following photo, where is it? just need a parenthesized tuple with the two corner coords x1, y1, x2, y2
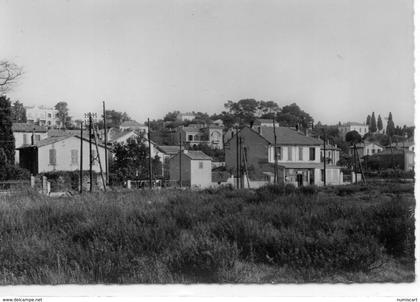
(0, 182, 414, 284)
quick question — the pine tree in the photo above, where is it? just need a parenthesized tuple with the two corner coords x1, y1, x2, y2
(0, 96, 15, 164)
(366, 115, 371, 126)
(377, 114, 383, 132)
(370, 112, 377, 133)
(386, 112, 395, 136)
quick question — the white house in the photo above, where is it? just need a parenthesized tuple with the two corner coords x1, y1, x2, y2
(225, 126, 344, 187)
(17, 134, 107, 174)
(353, 141, 384, 157)
(25, 105, 62, 128)
(12, 123, 49, 163)
(169, 150, 212, 188)
(176, 112, 196, 121)
(338, 122, 369, 137)
(119, 120, 148, 133)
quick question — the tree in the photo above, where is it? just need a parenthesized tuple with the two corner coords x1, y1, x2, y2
(110, 136, 160, 183)
(386, 112, 395, 136)
(377, 114, 383, 132)
(163, 111, 180, 122)
(366, 115, 371, 126)
(102, 110, 131, 129)
(345, 130, 362, 146)
(0, 61, 22, 93)
(277, 103, 314, 128)
(11, 100, 26, 122)
(224, 99, 259, 126)
(258, 100, 281, 118)
(0, 96, 15, 164)
(55, 101, 70, 129)
(369, 112, 377, 133)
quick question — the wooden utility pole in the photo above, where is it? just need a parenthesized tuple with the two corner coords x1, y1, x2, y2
(236, 127, 239, 189)
(273, 118, 278, 184)
(239, 136, 242, 189)
(89, 114, 93, 192)
(79, 121, 83, 193)
(148, 118, 152, 189)
(353, 144, 357, 184)
(179, 132, 182, 187)
(103, 101, 108, 185)
(323, 128, 326, 186)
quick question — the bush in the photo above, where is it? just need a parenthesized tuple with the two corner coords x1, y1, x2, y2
(298, 185, 318, 195)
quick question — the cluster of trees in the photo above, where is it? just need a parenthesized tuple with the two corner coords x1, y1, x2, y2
(0, 96, 30, 180)
(364, 112, 412, 138)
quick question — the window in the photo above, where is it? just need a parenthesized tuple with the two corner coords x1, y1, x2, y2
(321, 169, 325, 182)
(309, 147, 315, 161)
(198, 161, 203, 169)
(49, 149, 56, 165)
(287, 147, 292, 161)
(34, 135, 41, 143)
(298, 147, 303, 161)
(23, 134, 28, 145)
(48, 113, 51, 118)
(372, 149, 376, 154)
(275, 147, 282, 160)
(71, 150, 78, 165)
(188, 135, 193, 141)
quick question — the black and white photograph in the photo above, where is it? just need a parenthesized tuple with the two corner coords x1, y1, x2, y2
(0, 0, 418, 300)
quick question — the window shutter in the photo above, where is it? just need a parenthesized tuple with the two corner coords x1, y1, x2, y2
(49, 149, 56, 165)
(71, 150, 78, 165)
(23, 134, 28, 145)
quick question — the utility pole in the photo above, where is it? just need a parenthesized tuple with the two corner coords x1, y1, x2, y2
(179, 131, 182, 187)
(148, 118, 152, 189)
(323, 128, 326, 186)
(103, 101, 108, 185)
(239, 136, 242, 189)
(273, 118, 278, 184)
(79, 121, 83, 193)
(89, 114, 93, 192)
(353, 144, 357, 184)
(236, 126, 239, 189)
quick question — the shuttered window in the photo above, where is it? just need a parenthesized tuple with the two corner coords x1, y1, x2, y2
(91, 150, 97, 165)
(71, 150, 78, 165)
(287, 147, 292, 161)
(49, 149, 56, 165)
(309, 147, 316, 161)
(299, 147, 303, 161)
(276, 147, 282, 160)
(23, 134, 28, 145)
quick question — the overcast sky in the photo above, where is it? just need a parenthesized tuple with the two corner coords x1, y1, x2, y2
(0, 0, 414, 126)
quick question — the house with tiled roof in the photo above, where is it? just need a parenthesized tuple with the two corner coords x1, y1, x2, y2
(17, 134, 107, 175)
(168, 150, 212, 188)
(175, 124, 224, 149)
(225, 126, 344, 187)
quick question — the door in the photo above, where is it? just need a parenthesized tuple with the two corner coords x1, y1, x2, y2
(297, 173, 303, 187)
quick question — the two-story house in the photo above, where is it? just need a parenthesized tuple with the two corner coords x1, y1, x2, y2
(338, 122, 369, 138)
(175, 124, 223, 150)
(25, 105, 62, 128)
(225, 126, 343, 187)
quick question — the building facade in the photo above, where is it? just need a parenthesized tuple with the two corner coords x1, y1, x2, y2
(225, 126, 343, 187)
(12, 123, 49, 163)
(25, 105, 62, 128)
(338, 122, 369, 138)
(169, 150, 212, 188)
(18, 135, 107, 174)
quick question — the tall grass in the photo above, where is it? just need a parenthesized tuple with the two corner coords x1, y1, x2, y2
(0, 184, 415, 284)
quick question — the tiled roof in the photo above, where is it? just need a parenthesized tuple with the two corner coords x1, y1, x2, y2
(12, 123, 47, 133)
(340, 122, 367, 127)
(259, 127, 323, 146)
(120, 120, 145, 127)
(157, 145, 184, 155)
(18, 134, 107, 149)
(183, 151, 212, 160)
(108, 129, 137, 142)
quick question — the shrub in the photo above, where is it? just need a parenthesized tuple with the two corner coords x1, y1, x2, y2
(298, 185, 318, 195)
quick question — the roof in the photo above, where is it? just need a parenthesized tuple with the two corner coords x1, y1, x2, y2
(157, 145, 185, 155)
(18, 134, 106, 149)
(259, 127, 323, 146)
(170, 150, 212, 161)
(277, 162, 342, 169)
(120, 120, 145, 127)
(339, 122, 367, 127)
(108, 129, 137, 142)
(181, 126, 202, 132)
(12, 123, 48, 133)
(184, 151, 212, 160)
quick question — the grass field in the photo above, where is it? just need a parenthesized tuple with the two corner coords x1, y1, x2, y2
(0, 182, 415, 284)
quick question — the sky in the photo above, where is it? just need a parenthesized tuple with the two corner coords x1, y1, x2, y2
(0, 0, 415, 126)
